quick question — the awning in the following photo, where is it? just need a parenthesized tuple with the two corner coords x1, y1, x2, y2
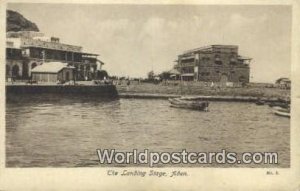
(181, 55, 195, 60)
(181, 73, 194, 77)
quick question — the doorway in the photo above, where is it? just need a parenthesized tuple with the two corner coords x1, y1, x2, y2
(12, 65, 19, 78)
(22, 62, 29, 78)
(65, 71, 70, 81)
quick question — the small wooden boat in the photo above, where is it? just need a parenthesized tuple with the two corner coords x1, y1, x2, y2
(274, 108, 290, 118)
(169, 98, 209, 111)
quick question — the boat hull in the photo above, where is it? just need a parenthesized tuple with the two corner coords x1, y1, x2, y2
(169, 98, 209, 111)
(273, 107, 290, 118)
(274, 110, 290, 118)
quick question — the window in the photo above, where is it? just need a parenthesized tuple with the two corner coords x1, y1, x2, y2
(181, 58, 195, 63)
(239, 76, 246, 82)
(12, 65, 19, 77)
(6, 65, 10, 76)
(215, 54, 221, 64)
(215, 48, 221, 53)
(215, 60, 223, 65)
(31, 62, 37, 69)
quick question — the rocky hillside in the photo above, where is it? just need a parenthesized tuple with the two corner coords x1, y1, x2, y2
(7, 10, 39, 32)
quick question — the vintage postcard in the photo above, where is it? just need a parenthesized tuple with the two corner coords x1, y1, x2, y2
(0, 0, 299, 190)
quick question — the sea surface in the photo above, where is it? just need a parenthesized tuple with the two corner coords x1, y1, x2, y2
(6, 94, 290, 167)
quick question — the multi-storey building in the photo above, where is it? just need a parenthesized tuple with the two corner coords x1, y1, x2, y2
(6, 31, 104, 81)
(175, 45, 251, 83)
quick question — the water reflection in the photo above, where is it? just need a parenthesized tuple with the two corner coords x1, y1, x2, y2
(6, 94, 290, 167)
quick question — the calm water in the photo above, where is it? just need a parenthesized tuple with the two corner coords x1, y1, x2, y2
(6, 94, 290, 167)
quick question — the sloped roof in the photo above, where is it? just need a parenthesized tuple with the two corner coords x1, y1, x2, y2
(181, 73, 194, 77)
(31, 62, 75, 73)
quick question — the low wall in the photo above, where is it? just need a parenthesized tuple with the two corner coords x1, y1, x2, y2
(6, 84, 118, 97)
(116, 82, 290, 100)
(119, 93, 286, 103)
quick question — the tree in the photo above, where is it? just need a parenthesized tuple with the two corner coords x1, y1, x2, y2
(147, 70, 155, 80)
(159, 71, 171, 80)
(96, 70, 109, 80)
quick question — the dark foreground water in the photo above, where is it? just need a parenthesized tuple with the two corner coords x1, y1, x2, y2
(6, 94, 290, 167)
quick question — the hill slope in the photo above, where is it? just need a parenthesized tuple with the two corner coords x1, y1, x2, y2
(7, 10, 39, 32)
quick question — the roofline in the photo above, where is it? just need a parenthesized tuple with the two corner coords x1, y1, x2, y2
(7, 36, 83, 50)
(277, 77, 290, 80)
(183, 45, 238, 54)
(20, 45, 98, 55)
(21, 45, 82, 53)
(96, 59, 105, 64)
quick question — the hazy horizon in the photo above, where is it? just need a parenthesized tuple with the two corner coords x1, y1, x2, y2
(8, 3, 291, 83)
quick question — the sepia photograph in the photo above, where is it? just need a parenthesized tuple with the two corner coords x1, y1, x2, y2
(1, 0, 300, 190)
(5, 3, 292, 168)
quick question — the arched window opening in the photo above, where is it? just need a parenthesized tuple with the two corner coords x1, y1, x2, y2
(12, 65, 19, 78)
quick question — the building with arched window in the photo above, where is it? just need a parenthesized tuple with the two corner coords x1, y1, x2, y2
(6, 31, 105, 81)
(174, 45, 251, 83)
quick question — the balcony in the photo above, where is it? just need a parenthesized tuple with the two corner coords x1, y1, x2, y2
(180, 62, 195, 67)
(28, 57, 83, 65)
(21, 38, 82, 52)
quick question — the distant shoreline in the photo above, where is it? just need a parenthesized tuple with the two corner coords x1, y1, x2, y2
(117, 81, 290, 102)
(5, 80, 290, 102)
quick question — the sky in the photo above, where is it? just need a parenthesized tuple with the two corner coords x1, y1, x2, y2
(8, 3, 291, 83)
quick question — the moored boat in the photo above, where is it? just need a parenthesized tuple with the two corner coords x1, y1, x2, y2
(168, 97, 209, 111)
(274, 108, 290, 118)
